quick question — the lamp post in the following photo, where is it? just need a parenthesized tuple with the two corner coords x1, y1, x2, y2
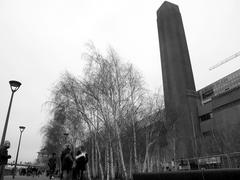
(13, 126, 26, 179)
(0, 80, 22, 145)
(0, 80, 21, 180)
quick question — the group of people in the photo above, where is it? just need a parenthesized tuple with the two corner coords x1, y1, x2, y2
(1, 140, 45, 178)
(18, 166, 43, 177)
(48, 144, 88, 180)
(0, 140, 88, 180)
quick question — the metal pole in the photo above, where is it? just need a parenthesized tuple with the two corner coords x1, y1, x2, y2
(0, 92, 14, 146)
(0, 92, 14, 180)
(0, 80, 21, 180)
(13, 131, 23, 179)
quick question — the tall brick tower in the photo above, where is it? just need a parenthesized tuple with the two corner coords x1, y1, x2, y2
(157, 1, 199, 159)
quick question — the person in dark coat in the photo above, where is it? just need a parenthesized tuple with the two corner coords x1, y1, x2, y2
(74, 148, 88, 180)
(0, 140, 11, 178)
(0, 140, 11, 165)
(61, 144, 74, 180)
(48, 153, 57, 179)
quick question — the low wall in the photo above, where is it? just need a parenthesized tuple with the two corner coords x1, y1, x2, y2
(4, 169, 12, 176)
(133, 168, 240, 180)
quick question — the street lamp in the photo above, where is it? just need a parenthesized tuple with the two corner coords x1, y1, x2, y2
(13, 126, 26, 179)
(0, 80, 22, 145)
(0, 80, 21, 180)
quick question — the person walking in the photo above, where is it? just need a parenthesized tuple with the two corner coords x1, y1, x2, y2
(61, 144, 74, 180)
(48, 153, 57, 179)
(0, 140, 11, 179)
(75, 147, 88, 180)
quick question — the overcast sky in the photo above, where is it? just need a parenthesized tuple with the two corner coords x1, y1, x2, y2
(0, 0, 240, 163)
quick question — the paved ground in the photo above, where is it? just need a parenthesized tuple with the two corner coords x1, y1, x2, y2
(4, 175, 59, 180)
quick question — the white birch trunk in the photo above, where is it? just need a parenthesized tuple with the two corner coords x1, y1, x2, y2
(87, 163, 92, 180)
(106, 143, 110, 180)
(143, 130, 149, 173)
(95, 133, 99, 177)
(106, 144, 110, 180)
(110, 141, 115, 180)
(132, 120, 139, 172)
(91, 136, 96, 178)
(105, 147, 107, 176)
(142, 151, 148, 173)
(115, 122, 128, 179)
(129, 149, 132, 179)
(96, 140, 104, 180)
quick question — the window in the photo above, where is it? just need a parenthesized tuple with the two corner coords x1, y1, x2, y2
(202, 89, 214, 99)
(202, 131, 212, 137)
(200, 113, 213, 122)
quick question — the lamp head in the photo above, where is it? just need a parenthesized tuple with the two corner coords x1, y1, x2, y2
(9, 80, 21, 92)
(19, 126, 26, 132)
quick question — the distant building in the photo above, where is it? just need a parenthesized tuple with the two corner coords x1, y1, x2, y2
(197, 68, 240, 156)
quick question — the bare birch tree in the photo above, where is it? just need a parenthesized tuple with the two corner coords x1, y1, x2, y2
(41, 42, 165, 178)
